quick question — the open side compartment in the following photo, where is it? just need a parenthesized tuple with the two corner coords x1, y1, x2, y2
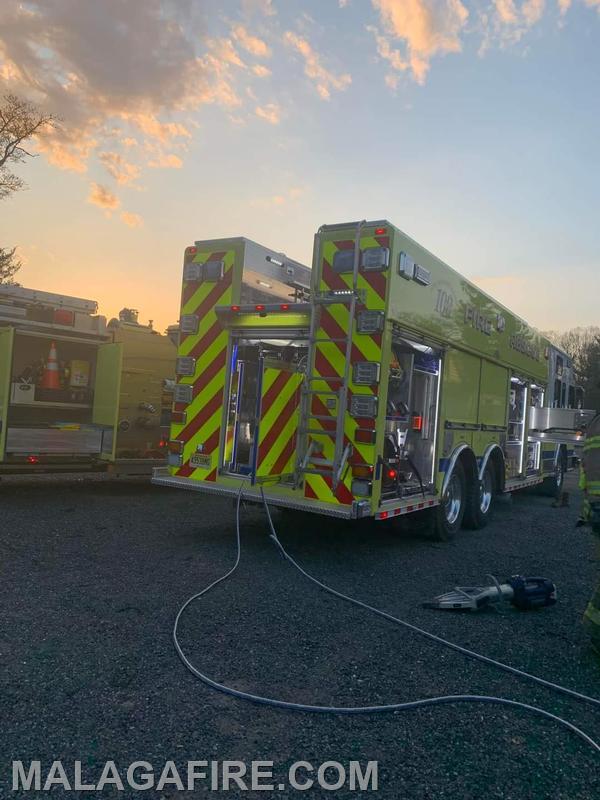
(380, 334, 442, 501)
(4, 332, 121, 461)
(221, 335, 307, 483)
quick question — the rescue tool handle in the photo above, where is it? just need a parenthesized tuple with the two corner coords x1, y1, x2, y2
(507, 576, 557, 610)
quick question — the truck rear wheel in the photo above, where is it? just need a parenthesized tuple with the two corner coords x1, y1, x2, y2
(464, 463, 496, 530)
(431, 461, 466, 541)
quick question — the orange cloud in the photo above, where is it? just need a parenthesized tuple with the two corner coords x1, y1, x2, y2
(231, 24, 271, 58)
(371, 0, 468, 84)
(148, 153, 183, 168)
(0, 1, 248, 185)
(120, 211, 143, 228)
(252, 64, 272, 77)
(98, 151, 140, 185)
(283, 31, 351, 99)
(255, 103, 281, 124)
(87, 182, 120, 211)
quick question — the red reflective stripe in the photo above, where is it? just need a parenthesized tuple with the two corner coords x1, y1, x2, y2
(361, 269, 387, 303)
(192, 348, 227, 399)
(176, 462, 194, 477)
(335, 239, 355, 251)
(180, 269, 233, 344)
(202, 426, 221, 455)
(321, 258, 351, 293)
(269, 431, 297, 475)
(261, 371, 293, 418)
(258, 389, 300, 464)
(205, 468, 217, 482)
(323, 474, 353, 505)
(305, 481, 319, 500)
(177, 387, 223, 443)
(181, 250, 227, 306)
(189, 318, 223, 360)
(314, 349, 342, 387)
(319, 308, 375, 371)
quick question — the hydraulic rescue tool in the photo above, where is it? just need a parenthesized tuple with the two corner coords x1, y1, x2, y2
(424, 575, 557, 611)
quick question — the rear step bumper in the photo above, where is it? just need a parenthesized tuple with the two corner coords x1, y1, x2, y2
(152, 467, 361, 519)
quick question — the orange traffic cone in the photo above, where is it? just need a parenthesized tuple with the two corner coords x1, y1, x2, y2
(41, 342, 61, 390)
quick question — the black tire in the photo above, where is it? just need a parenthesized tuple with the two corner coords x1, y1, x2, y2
(430, 460, 466, 541)
(541, 451, 565, 497)
(464, 462, 496, 530)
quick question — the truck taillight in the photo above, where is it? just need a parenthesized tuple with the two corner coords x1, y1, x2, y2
(411, 415, 423, 431)
(351, 463, 373, 479)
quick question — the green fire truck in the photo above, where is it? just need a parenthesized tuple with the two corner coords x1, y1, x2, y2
(153, 221, 593, 539)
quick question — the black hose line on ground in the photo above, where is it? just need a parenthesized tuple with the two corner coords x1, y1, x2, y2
(172, 486, 600, 755)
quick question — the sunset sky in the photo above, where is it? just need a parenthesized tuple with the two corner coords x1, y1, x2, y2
(1, 0, 599, 333)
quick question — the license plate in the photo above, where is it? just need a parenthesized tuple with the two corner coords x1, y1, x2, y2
(190, 453, 212, 469)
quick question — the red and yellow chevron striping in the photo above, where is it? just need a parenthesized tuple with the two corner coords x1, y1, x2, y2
(303, 233, 389, 506)
(170, 248, 235, 481)
(256, 366, 303, 480)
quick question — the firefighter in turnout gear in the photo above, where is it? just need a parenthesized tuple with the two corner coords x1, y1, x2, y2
(580, 414, 600, 651)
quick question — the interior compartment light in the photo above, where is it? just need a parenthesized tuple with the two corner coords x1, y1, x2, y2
(257, 280, 273, 289)
(266, 255, 284, 267)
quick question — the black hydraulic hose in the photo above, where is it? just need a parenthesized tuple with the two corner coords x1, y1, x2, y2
(171, 486, 600, 755)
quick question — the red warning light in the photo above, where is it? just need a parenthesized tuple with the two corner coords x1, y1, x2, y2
(280, 304, 290, 311)
(374, 227, 387, 235)
(27, 455, 40, 464)
(412, 415, 423, 431)
(186, 246, 197, 255)
(379, 511, 389, 520)
(387, 468, 397, 480)
(230, 305, 241, 312)
(255, 305, 266, 312)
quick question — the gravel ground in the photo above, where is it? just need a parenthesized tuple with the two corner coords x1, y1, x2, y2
(1, 472, 599, 798)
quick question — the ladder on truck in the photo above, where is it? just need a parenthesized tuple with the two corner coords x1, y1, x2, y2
(296, 221, 366, 490)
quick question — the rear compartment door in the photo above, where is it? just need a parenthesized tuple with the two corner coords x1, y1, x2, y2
(254, 360, 303, 483)
(0, 327, 14, 460)
(92, 342, 123, 461)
